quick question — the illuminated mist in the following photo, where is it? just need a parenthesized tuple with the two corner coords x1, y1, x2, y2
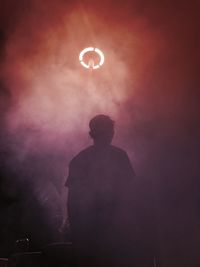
(3, 6, 156, 143)
(1, 1, 161, 194)
(0, 0, 199, 265)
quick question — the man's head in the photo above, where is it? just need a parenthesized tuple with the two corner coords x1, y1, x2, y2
(89, 114, 114, 145)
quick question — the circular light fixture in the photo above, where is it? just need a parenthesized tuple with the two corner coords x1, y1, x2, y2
(79, 47, 104, 69)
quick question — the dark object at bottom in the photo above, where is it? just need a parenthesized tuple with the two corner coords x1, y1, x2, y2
(0, 258, 8, 267)
(7, 242, 74, 267)
(8, 252, 42, 267)
(14, 239, 29, 253)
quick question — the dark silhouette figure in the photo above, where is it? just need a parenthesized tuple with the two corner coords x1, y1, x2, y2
(66, 115, 135, 267)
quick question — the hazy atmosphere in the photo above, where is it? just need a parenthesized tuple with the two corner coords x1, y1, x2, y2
(0, 0, 199, 266)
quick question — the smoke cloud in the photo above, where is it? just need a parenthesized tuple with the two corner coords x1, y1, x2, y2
(0, 0, 199, 264)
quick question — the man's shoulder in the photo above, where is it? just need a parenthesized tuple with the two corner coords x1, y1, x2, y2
(69, 145, 129, 165)
(110, 145, 128, 156)
(70, 146, 94, 165)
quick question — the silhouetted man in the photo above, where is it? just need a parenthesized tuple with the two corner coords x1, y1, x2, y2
(66, 115, 135, 267)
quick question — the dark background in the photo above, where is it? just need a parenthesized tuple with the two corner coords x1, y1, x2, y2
(0, 0, 199, 266)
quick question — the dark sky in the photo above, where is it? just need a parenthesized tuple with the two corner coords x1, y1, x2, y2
(0, 0, 199, 265)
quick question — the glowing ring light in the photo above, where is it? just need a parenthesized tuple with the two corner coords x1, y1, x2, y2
(79, 47, 104, 69)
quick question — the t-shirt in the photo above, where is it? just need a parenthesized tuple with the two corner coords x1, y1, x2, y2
(66, 145, 135, 223)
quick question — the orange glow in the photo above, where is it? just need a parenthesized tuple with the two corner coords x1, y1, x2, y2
(3, 7, 159, 149)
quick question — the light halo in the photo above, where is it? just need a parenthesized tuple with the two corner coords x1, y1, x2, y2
(79, 47, 104, 69)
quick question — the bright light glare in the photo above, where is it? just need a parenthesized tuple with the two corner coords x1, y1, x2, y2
(80, 61, 89, 69)
(79, 47, 94, 61)
(94, 48, 104, 66)
(79, 47, 104, 69)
